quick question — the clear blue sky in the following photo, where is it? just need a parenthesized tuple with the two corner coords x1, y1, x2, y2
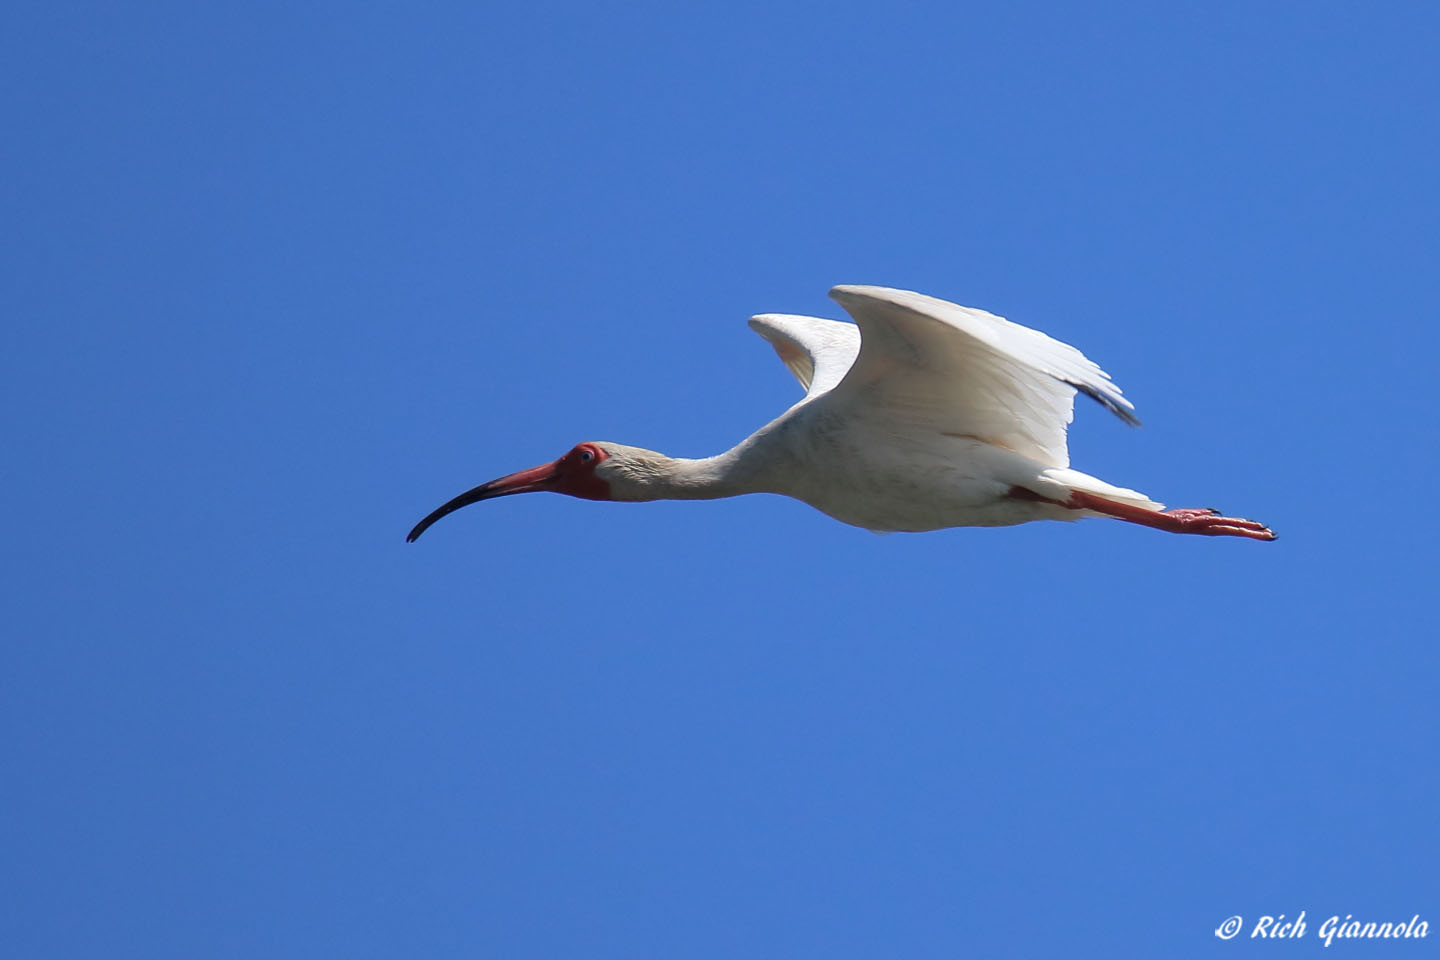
(4, 3, 1437, 957)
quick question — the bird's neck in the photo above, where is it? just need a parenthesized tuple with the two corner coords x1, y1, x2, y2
(650, 449, 755, 500)
(608, 440, 772, 502)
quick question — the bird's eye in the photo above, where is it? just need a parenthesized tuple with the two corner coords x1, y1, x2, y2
(579, 449, 594, 463)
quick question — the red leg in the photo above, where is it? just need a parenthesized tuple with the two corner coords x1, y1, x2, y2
(1067, 491, 1277, 541)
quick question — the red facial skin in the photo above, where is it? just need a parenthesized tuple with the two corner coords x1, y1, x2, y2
(549, 443, 612, 501)
(406, 443, 612, 542)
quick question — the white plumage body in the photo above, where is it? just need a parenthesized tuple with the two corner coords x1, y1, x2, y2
(733, 412, 1145, 532)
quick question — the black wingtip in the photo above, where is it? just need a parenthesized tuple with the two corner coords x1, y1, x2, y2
(1074, 382, 1141, 427)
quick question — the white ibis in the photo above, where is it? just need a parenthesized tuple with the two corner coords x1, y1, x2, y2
(408, 285, 1276, 542)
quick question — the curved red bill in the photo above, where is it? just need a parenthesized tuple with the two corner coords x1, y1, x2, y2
(406, 459, 561, 542)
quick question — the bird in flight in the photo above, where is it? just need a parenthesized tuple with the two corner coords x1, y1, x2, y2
(408, 285, 1275, 543)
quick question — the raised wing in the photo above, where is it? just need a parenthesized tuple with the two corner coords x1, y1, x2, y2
(748, 313, 860, 401)
(827, 285, 1138, 468)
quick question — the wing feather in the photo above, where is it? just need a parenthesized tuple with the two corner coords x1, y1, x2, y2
(747, 314, 860, 401)
(827, 285, 1138, 468)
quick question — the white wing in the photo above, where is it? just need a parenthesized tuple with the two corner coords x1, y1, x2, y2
(827, 285, 1138, 468)
(748, 313, 860, 401)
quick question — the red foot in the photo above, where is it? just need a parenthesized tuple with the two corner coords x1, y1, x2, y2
(1069, 492, 1277, 541)
(1161, 507, 1223, 521)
